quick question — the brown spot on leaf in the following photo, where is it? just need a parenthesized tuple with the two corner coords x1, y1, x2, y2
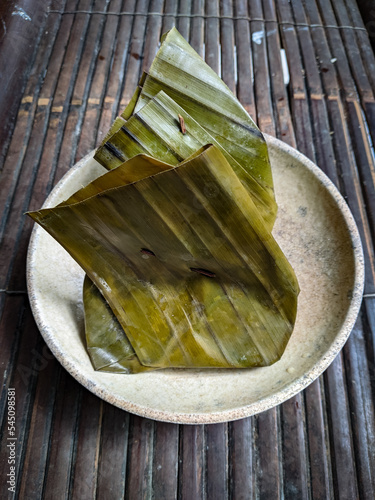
(141, 248, 155, 257)
(178, 114, 186, 134)
(190, 268, 216, 278)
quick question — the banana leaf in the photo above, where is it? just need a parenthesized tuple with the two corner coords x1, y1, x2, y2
(135, 28, 276, 222)
(94, 27, 277, 230)
(83, 275, 151, 373)
(28, 145, 299, 372)
(95, 90, 276, 229)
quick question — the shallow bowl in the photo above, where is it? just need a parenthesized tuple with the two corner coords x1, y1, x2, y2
(27, 135, 364, 424)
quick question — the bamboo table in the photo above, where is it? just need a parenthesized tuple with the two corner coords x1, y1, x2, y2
(1, 0, 374, 498)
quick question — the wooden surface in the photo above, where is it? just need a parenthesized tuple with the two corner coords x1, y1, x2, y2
(1, 0, 375, 498)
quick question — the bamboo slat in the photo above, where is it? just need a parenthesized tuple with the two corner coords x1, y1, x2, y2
(233, 0, 255, 117)
(255, 409, 281, 499)
(95, 406, 129, 498)
(304, 379, 334, 500)
(206, 424, 229, 498)
(220, 0, 236, 93)
(324, 354, 360, 500)
(176, 0, 190, 40)
(179, 425, 205, 499)
(151, 422, 179, 499)
(70, 393, 103, 499)
(125, 416, 154, 499)
(229, 418, 254, 498)
(205, 0, 220, 75)
(190, 0, 204, 57)
(250, 0, 275, 135)
(43, 370, 81, 498)
(162, 0, 178, 33)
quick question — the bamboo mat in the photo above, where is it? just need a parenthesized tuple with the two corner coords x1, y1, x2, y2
(1, 0, 375, 498)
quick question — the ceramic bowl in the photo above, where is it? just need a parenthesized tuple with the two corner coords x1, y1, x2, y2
(27, 135, 364, 424)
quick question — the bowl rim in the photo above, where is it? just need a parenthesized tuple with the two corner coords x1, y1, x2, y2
(26, 134, 365, 424)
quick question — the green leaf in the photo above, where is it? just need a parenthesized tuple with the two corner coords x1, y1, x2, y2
(83, 275, 151, 373)
(28, 146, 298, 371)
(134, 28, 276, 219)
(95, 27, 276, 230)
(95, 90, 276, 230)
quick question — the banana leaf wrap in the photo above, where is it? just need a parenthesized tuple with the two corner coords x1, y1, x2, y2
(28, 146, 299, 372)
(94, 27, 277, 231)
(83, 275, 151, 373)
(95, 90, 275, 230)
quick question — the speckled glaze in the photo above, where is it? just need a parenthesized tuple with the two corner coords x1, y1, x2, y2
(26, 135, 364, 424)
